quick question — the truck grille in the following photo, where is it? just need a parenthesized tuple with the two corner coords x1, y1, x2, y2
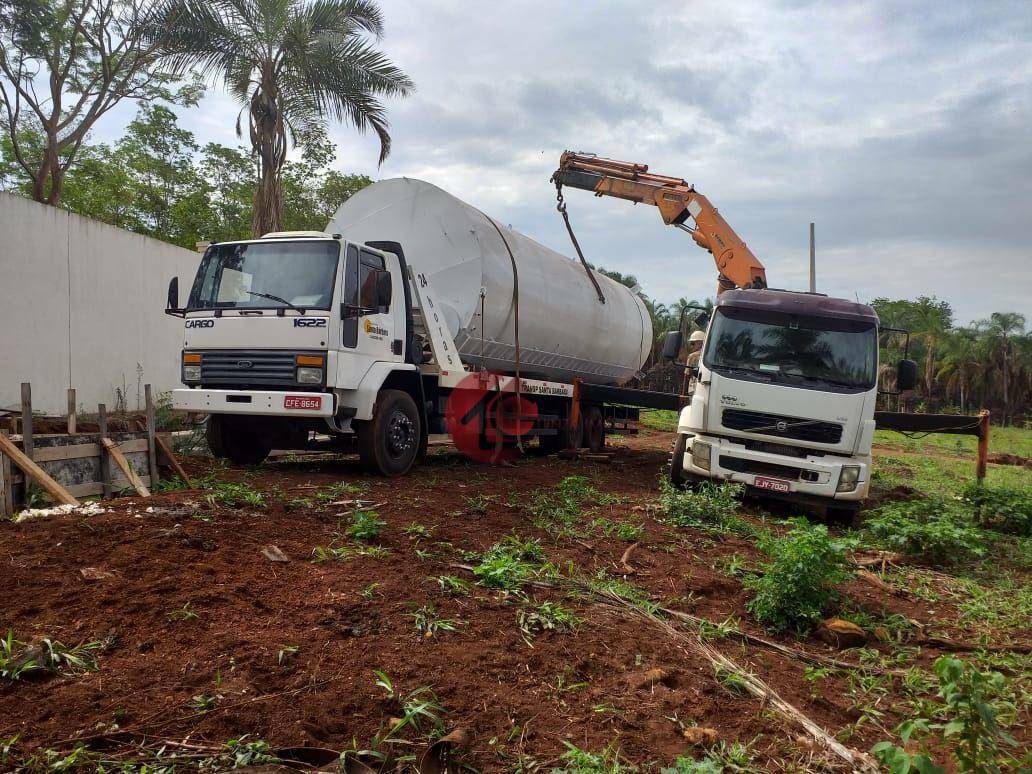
(197, 350, 311, 388)
(721, 408, 843, 444)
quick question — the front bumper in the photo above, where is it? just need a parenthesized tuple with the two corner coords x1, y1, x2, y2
(172, 388, 335, 418)
(679, 434, 869, 501)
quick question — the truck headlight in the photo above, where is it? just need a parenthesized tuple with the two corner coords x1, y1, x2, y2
(691, 440, 712, 471)
(837, 465, 861, 492)
(182, 359, 201, 382)
(296, 367, 323, 384)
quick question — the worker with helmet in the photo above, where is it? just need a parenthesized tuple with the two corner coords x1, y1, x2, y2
(684, 329, 705, 395)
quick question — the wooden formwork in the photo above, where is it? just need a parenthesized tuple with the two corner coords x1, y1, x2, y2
(0, 382, 162, 517)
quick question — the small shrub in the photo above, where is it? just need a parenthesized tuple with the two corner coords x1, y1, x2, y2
(0, 632, 102, 680)
(744, 523, 852, 632)
(558, 741, 630, 773)
(660, 479, 744, 530)
(409, 604, 459, 637)
(960, 484, 1031, 537)
(871, 656, 1020, 774)
(435, 575, 471, 595)
(203, 482, 264, 508)
(526, 475, 616, 534)
(345, 510, 386, 541)
(517, 601, 580, 639)
(864, 499, 985, 563)
(471, 534, 544, 591)
(311, 544, 390, 562)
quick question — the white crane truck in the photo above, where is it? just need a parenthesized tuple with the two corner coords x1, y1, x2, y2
(552, 152, 919, 516)
(167, 179, 679, 477)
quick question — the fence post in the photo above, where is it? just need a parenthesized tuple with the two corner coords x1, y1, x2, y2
(145, 384, 158, 488)
(98, 404, 112, 499)
(976, 409, 990, 483)
(0, 430, 13, 517)
(20, 382, 33, 490)
(67, 388, 77, 434)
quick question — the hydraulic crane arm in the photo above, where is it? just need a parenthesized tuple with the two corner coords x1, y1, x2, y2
(551, 152, 767, 294)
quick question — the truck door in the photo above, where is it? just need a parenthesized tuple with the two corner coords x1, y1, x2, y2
(336, 244, 405, 389)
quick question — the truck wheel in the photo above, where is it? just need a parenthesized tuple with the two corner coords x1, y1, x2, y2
(356, 389, 421, 477)
(541, 410, 584, 453)
(206, 416, 227, 459)
(584, 406, 605, 453)
(669, 433, 689, 488)
(214, 415, 271, 465)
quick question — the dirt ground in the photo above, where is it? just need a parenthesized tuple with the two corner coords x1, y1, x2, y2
(0, 428, 1027, 770)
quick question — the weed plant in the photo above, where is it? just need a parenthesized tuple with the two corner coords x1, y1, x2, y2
(744, 523, 853, 632)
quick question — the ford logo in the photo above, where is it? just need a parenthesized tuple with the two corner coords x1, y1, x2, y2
(236, 360, 254, 369)
(775, 420, 788, 432)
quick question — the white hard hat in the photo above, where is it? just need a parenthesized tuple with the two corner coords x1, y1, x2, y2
(689, 330, 705, 343)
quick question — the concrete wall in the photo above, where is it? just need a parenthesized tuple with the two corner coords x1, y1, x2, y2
(0, 192, 200, 415)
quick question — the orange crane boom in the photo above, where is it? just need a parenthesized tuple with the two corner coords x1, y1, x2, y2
(551, 152, 767, 294)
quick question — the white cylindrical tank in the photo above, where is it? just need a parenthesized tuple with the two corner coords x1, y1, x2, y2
(327, 178, 652, 386)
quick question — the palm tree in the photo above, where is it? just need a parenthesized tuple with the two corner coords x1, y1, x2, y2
(905, 296, 953, 398)
(155, 0, 413, 236)
(979, 312, 1026, 420)
(936, 328, 979, 412)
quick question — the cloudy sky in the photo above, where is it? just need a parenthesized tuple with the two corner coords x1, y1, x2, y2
(98, 0, 1032, 325)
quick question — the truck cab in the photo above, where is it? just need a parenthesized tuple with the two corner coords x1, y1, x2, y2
(670, 288, 911, 515)
(167, 232, 425, 473)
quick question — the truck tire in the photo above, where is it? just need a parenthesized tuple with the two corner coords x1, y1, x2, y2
(206, 415, 227, 459)
(584, 406, 605, 453)
(669, 433, 689, 488)
(540, 410, 584, 453)
(356, 389, 421, 477)
(212, 415, 271, 466)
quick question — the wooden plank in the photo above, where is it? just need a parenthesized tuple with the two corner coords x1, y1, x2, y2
(66, 475, 152, 498)
(155, 434, 189, 484)
(20, 382, 33, 489)
(145, 384, 159, 489)
(98, 404, 112, 499)
(67, 388, 77, 434)
(0, 430, 13, 517)
(101, 438, 150, 497)
(0, 433, 79, 506)
(31, 438, 148, 463)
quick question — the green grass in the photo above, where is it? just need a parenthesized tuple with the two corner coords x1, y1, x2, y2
(872, 451, 1029, 497)
(874, 424, 1032, 459)
(639, 409, 679, 432)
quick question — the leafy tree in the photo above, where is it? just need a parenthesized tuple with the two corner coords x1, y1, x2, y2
(154, 0, 413, 236)
(0, 0, 195, 204)
(280, 126, 370, 230)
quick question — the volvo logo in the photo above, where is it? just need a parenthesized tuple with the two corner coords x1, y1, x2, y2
(236, 360, 254, 369)
(775, 420, 788, 432)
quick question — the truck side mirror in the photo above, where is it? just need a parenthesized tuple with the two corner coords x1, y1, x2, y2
(375, 271, 392, 312)
(897, 358, 918, 391)
(694, 311, 710, 329)
(661, 330, 683, 361)
(165, 276, 184, 317)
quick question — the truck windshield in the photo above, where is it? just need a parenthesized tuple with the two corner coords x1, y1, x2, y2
(704, 306, 877, 389)
(187, 241, 339, 310)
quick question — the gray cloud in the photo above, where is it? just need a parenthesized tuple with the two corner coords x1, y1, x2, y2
(91, 0, 1032, 323)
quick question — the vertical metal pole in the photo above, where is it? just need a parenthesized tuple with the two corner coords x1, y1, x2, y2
(98, 404, 112, 499)
(809, 222, 816, 293)
(20, 382, 33, 490)
(0, 430, 13, 517)
(976, 409, 990, 483)
(145, 384, 158, 488)
(67, 388, 77, 434)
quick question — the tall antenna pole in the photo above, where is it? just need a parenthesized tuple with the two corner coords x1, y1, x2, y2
(808, 222, 816, 293)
